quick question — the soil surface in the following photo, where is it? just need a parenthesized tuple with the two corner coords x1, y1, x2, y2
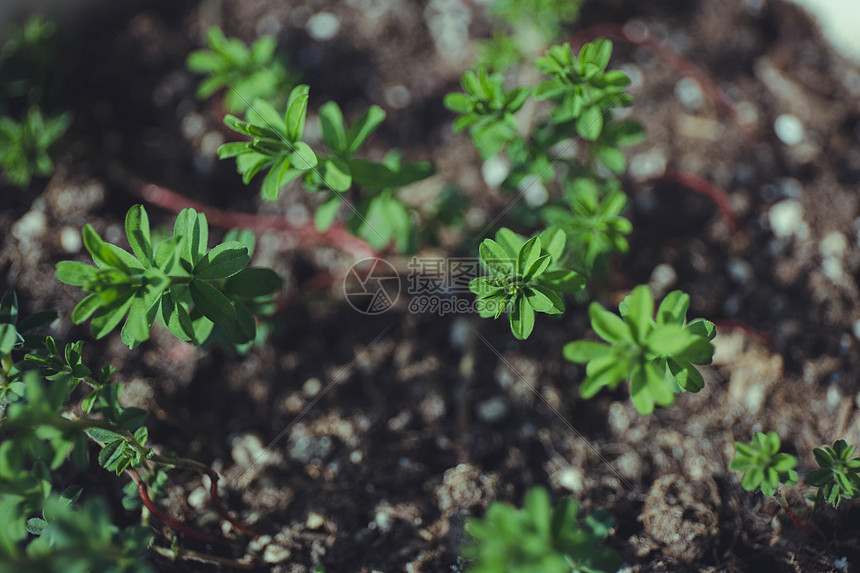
(3, 0, 860, 571)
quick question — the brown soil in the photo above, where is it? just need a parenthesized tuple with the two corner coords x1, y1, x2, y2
(3, 0, 860, 571)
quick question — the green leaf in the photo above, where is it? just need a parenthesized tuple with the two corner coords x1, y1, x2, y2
(124, 297, 153, 345)
(529, 284, 564, 314)
(516, 236, 541, 277)
(620, 285, 654, 342)
(189, 279, 236, 327)
(510, 294, 535, 340)
(160, 291, 194, 342)
(314, 193, 342, 230)
(346, 105, 386, 154)
(193, 241, 249, 280)
(217, 141, 251, 158)
(443, 92, 471, 113)
(589, 303, 632, 343)
(285, 84, 310, 141)
(174, 209, 208, 266)
(646, 324, 691, 356)
(480, 239, 514, 275)
(319, 158, 352, 192)
(495, 227, 525, 257)
(0, 323, 17, 354)
(125, 205, 153, 267)
(55, 261, 98, 287)
(563, 341, 610, 363)
(575, 105, 604, 141)
(319, 101, 347, 152)
(223, 267, 283, 296)
(261, 157, 292, 201)
(82, 225, 125, 270)
(288, 141, 317, 170)
(656, 291, 690, 325)
(89, 291, 135, 339)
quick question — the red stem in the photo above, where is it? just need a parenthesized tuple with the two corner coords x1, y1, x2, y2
(643, 170, 741, 231)
(572, 22, 758, 140)
(202, 468, 258, 538)
(134, 181, 380, 259)
(136, 479, 222, 544)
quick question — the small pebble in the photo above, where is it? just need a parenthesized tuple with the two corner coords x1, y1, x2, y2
(303, 377, 323, 397)
(306, 512, 325, 529)
(263, 544, 292, 564)
(674, 77, 704, 110)
(12, 211, 47, 240)
(476, 396, 508, 423)
(482, 156, 510, 188)
(774, 114, 804, 146)
(60, 227, 82, 253)
(306, 12, 340, 41)
(768, 200, 805, 239)
(384, 85, 411, 109)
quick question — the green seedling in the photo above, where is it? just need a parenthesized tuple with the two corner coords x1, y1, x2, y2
(0, 106, 70, 187)
(444, 68, 530, 159)
(218, 85, 317, 200)
(186, 27, 298, 113)
(541, 177, 632, 276)
(55, 204, 283, 348)
(564, 286, 716, 414)
(461, 486, 623, 573)
(221, 89, 433, 252)
(470, 226, 583, 340)
(534, 39, 632, 141)
(806, 439, 860, 509)
(730, 431, 799, 496)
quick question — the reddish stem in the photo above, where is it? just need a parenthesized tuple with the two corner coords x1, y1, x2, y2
(275, 270, 335, 314)
(572, 22, 758, 140)
(643, 170, 741, 231)
(135, 478, 222, 544)
(202, 468, 258, 538)
(134, 181, 380, 259)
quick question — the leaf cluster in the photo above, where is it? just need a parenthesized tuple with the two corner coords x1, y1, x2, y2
(806, 439, 860, 509)
(55, 204, 282, 349)
(730, 432, 798, 496)
(564, 286, 716, 414)
(186, 27, 298, 113)
(541, 177, 632, 276)
(461, 486, 622, 573)
(469, 227, 583, 340)
(534, 39, 632, 141)
(444, 68, 530, 159)
(221, 87, 433, 252)
(0, 106, 70, 187)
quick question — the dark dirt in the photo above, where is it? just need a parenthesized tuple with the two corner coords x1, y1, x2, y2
(3, 0, 860, 571)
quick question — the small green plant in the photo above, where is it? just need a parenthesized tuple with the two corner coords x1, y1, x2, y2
(0, 106, 70, 187)
(730, 431, 799, 496)
(534, 40, 632, 141)
(444, 68, 530, 160)
(461, 486, 622, 573)
(469, 227, 584, 340)
(541, 178, 632, 277)
(805, 439, 860, 509)
(186, 27, 298, 113)
(1, 289, 254, 570)
(220, 86, 433, 252)
(55, 204, 283, 349)
(564, 286, 716, 414)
